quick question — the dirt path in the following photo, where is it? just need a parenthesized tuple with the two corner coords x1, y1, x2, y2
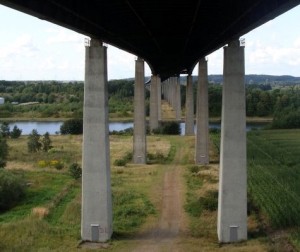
(131, 141, 187, 252)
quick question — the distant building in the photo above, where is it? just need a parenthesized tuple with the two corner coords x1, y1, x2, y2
(0, 97, 4, 105)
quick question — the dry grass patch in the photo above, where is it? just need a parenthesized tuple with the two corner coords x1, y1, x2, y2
(32, 207, 49, 219)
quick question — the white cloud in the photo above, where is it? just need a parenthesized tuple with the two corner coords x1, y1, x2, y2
(46, 27, 85, 44)
(0, 34, 38, 59)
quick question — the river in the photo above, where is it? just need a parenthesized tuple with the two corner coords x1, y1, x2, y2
(7, 121, 266, 135)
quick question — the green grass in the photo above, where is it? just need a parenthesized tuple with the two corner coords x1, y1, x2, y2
(0, 171, 73, 223)
(0, 134, 167, 251)
(248, 129, 300, 228)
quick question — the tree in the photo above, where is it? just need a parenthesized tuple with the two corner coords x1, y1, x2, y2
(41, 132, 52, 152)
(0, 133, 8, 168)
(27, 129, 42, 153)
(0, 122, 10, 138)
(10, 125, 22, 139)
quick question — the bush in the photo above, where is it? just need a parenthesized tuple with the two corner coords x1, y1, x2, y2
(10, 125, 22, 139)
(113, 152, 132, 166)
(0, 133, 8, 168)
(0, 122, 10, 137)
(69, 163, 82, 179)
(60, 119, 83, 135)
(153, 122, 181, 135)
(41, 132, 52, 152)
(0, 170, 26, 211)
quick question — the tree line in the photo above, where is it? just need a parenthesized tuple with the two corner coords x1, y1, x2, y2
(1, 80, 300, 128)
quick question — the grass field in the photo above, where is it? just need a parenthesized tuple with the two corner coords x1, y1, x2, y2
(247, 129, 300, 250)
(1, 130, 300, 251)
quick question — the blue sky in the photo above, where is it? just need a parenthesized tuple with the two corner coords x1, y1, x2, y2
(0, 4, 300, 80)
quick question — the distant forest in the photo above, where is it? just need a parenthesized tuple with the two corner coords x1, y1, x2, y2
(0, 75, 300, 128)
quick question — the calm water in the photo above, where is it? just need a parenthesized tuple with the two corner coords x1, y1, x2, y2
(7, 121, 266, 135)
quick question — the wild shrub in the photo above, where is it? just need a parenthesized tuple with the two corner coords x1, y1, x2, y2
(41, 132, 52, 152)
(60, 119, 83, 135)
(114, 152, 132, 166)
(153, 121, 181, 135)
(69, 163, 82, 179)
(0, 170, 26, 211)
(0, 133, 8, 168)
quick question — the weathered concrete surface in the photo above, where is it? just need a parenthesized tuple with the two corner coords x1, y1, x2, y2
(185, 74, 194, 135)
(82, 39, 112, 242)
(150, 74, 159, 130)
(133, 57, 147, 164)
(195, 58, 209, 165)
(218, 39, 247, 243)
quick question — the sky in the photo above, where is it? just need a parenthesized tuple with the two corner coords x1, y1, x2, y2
(0, 4, 300, 81)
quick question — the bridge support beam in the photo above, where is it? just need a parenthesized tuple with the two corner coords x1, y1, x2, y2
(218, 39, 247, 243)
(150, 74, 159, 131)
(195, 58, 209, 164)
(81, 39, 112, 242)
(133, 57, 147, 164)
(185, 74, 194, 135)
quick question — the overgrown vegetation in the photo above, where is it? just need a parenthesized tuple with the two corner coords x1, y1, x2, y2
(152, 121, 181, 135)
(0, 170, 26, 211)
(0, 133, 8, 168)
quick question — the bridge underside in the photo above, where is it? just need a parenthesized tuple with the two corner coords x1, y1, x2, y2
(0, 0, 299, 78)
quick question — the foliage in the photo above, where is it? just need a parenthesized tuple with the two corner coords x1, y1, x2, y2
(60, 119, 83, 135)
(0, 122, 10, 137)
(27, 129, 42, 153)
(153, 121, 181, 135)
(69, 163, 82, 179)
(0, 170, 26, 211)
(112, 189, 155, 233)
(110, 127, 133, 136)
(10, 125, 22, 139)
(41, 132, 52, 152)
(114, 152, 132, 166)
(0, 133, 8, 168)
(272, 107, 300, 129)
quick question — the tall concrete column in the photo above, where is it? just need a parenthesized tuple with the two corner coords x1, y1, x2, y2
(185, 74, 194, 135)
(158, 77, 162, 121)
(133, 57, 146, 164)
(217, 39, 247, 243)
(150, 74, 159, 130)
(82, 39, 112, 242)
(175, 77, 181, 121)
(195, 58, 209, 164)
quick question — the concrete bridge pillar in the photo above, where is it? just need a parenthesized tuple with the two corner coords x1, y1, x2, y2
(81, 38, 112, 242)
(185, 74, 194, 135)
(158, 77, 162, 121)
(133, 57, 147, 164)
(175, 77, 181, 121)
(150, 74, 159, 130)
(217, 39, 247, 243)
(195, 58, 209, 164)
